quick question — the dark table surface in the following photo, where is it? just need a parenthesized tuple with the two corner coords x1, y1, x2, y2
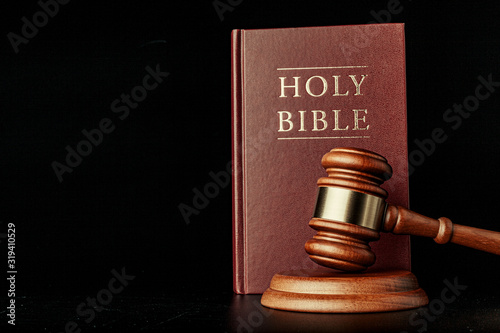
(14, 284, 500, 332)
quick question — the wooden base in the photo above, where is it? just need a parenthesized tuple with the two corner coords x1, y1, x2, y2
(261, 269, 428, 313)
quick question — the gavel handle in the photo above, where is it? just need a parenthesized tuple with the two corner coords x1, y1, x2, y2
(383, 205, 500, 255)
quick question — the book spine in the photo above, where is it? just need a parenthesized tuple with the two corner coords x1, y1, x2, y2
(231, 29, 245, 294)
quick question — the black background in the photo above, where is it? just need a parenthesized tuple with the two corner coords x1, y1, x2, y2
(1, 0, 500, 331)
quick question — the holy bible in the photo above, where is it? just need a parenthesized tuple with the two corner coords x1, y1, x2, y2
(232, 23, 410, 294)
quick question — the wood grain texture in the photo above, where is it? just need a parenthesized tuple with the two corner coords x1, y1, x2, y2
(318, 147, 392, 198)
(384, 205, 500, 255)
(261, 269, 428, 313)
(305, 218, 379, 271)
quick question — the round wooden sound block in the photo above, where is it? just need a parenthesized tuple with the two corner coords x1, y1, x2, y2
(261, 269, 428, 313)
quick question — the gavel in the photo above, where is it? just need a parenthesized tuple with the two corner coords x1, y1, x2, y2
(305, 147, 500, 272)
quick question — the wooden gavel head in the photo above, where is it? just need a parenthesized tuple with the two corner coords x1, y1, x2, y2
(305, 147, 394, 272)
(305, 147, 500, 272)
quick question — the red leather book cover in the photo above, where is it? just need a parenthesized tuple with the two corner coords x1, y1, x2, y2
(232, 23, 410, 294)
